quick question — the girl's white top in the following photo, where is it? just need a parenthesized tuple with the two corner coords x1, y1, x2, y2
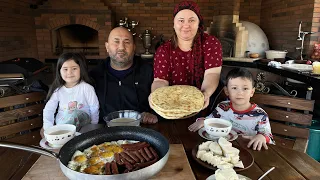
(43, 81, 99, 130)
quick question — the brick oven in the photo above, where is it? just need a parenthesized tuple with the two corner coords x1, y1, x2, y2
(34, 0, 113, 61)
(207, 15, 248, 58)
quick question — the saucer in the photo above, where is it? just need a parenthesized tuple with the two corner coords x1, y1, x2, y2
(198, 128, 238, 141)
(40, 132, 81, 150)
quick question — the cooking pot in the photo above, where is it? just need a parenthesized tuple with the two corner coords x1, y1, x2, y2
(0, 126, 169, 180)
(265, 50, 287, 60)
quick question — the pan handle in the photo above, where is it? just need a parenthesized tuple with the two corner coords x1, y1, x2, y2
(0, 141, 58, 159)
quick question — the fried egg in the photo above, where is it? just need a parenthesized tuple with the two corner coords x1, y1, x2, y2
(68, 150, 87, 171)
(74, 155, 87, 164)
(83, 165, 100, 175)
(68, 140, 129, 174)
(88, 156, 102, 165)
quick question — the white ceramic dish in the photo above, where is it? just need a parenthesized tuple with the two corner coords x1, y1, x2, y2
(104, 110, 142, 127)
(40, 132, 81, 150)
(44, 124, 76, 147)
(40, 137, 62, 150)
(204, 118, 232, 137)
(265, 50, 287, 60)
(198, 128, 238, 141)
(281, 64, 312, 71)
(206, 174, 251, 180)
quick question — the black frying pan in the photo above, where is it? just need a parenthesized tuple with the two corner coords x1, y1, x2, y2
(0, 126, 170, 180)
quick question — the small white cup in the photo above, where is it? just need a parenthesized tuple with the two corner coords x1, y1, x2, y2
(204, 118, 232, 138)
(44, 124, 76, 147)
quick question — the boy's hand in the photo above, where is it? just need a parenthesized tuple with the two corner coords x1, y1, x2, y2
(242, 134, 268, 151)
(188, 118, 205, 132)
(141, 112, 158, 124)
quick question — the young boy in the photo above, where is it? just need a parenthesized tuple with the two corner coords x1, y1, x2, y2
(188, 68, 275, 151)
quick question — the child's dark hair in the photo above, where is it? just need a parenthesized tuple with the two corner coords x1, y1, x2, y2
(46, 52, 92, 101)
(225, 68, 254, 87)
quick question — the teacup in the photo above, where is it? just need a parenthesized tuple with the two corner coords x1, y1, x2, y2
(204, 118, 232, 138)
(44, 124, 76, 147)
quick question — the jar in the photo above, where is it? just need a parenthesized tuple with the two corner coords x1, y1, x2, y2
(312, 61, 320, 74)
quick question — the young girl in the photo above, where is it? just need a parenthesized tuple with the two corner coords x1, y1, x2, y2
(188, 68, 275, 151)
(41, 53, 99, 137)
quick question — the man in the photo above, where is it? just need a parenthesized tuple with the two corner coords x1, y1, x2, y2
(90, 27, 158, 124)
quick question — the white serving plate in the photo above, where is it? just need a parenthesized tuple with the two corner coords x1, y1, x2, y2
(198, 128, 238, 141)
(39, 132, 81, 150)
(206, 174, 251, 180)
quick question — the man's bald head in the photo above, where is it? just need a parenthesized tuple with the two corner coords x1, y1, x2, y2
(105, 27, 136, 70)
(107, 27, 134, 43)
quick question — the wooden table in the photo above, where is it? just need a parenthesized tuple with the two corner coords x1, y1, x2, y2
(142, 118, 320, 180)
(2, 117, 320, 180)
(22, 144, 195, 180)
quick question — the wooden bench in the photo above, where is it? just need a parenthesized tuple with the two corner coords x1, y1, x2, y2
(0, 92, 46, 180)
(251, 93, 314, 153)
(212, 87, 315, 153)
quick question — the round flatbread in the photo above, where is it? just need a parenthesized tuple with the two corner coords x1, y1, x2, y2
(150, 85, 204, 119)
(151, 104, 194, 119)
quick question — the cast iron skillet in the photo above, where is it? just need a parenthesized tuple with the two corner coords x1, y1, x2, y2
(0, 126, 170, 180)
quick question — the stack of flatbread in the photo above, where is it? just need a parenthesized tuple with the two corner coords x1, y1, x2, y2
(150, 85, 204, 119)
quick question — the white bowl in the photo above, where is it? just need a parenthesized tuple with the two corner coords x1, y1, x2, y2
(103, 110, 142, 127)
(44, 124, 76, 147)
(204, 118, 232, 138)
(265, 50, 287, 60)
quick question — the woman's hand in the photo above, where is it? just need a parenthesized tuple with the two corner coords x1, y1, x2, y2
(188, 117, 205, 132)
(200, 67, 222, 110)
(242, 134, 268, 151)
(148, 94, 153, 110)
(141, 112, 158, 124)
(202, 91, 210, 109)
(149, 79, 169, 110)
(151, 78, 169, 92)
(40, 127, 44, 139)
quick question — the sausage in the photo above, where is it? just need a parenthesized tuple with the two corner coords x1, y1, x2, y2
(144, 147, 153, 159)
(121, 142, 150, 151)
(148, 146, 159, 160)
(138, 149, 150, 161)
(121, 142, 147, 148)
(120, 152, 136, 164)
(139, 149, 150, 161)
(105, 162, 111, 175)
(124, 151, 140, 163)
(115, 153, 123, 165)
(122, 158, 133, 170)
(133, 150, 145, 163)
(111, 161, 119, 174)
(132, 158, 158, 171)
(123, 169, 130, 173)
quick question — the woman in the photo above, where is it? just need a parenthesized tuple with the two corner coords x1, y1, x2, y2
(151, 1, 222, 110)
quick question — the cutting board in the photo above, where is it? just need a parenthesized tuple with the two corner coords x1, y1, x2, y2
(22, 144, 195, 180)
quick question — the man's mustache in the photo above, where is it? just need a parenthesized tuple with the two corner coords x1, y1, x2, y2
(117, 50, 128, 55)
